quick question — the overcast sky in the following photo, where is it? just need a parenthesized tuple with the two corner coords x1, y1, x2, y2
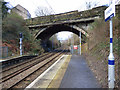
(5, 0, 109, 18)
(5, 0, 110, 40)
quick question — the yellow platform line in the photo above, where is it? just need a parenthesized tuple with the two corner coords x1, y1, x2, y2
(47, 55, 72, 88)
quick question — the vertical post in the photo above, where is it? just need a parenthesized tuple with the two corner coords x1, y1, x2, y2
(71, 38, 73, 54)
(71, 45, 73, 54)
(19, 33, 22, 56)
(52, 39, 53, 50)
(52, 35, 54, 50)
(79, 31, 81, 55)
(72, 34, 74, 54)
(108, 18, 115, 89)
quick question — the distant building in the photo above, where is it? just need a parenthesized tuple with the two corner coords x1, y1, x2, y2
(11, 4, 31, 19)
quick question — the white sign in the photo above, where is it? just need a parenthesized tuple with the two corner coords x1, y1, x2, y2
(105, 1, 115, 22)
(109, 0, 119, 5)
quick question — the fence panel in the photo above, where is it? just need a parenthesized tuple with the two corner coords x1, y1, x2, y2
(0, 46, 8, 59)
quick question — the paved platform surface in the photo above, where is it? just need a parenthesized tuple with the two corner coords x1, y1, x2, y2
(59, 55, 101, 88)
(26, 55, 70, 88)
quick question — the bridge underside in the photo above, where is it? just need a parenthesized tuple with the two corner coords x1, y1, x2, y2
(36, 24, 87, 40)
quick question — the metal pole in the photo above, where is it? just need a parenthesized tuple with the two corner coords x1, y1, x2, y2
(108, 18, 115, 89)
(20, 33, 22, 56)
(72, 35, 74, 54)
(71, 38, 73, 54)
(52, 39, 53, 50)
(79, 31, 81, 55)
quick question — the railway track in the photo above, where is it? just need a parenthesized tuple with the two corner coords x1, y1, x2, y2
(1, 53, 49, 72)
(0, 53, 54, 83)
(1, 51, 67, 89)
(1, 53, 51, 74)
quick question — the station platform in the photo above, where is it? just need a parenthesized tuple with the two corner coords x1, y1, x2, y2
(59, 55, 100, 88)
(26, 54, 101, 89)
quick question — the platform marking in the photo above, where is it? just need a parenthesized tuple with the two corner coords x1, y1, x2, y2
(25, 55, 67, 89)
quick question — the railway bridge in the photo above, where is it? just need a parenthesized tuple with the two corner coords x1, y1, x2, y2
(26, 4, 119, 41)
(1, 5, 120, 89)
(26, 6, 108, 41)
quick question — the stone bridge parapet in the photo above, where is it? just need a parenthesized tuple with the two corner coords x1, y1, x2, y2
(26, 6, 108, 26)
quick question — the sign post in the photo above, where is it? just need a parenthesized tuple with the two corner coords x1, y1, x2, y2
(19, 33, 23, 56)
(105, 1, 115, 89)
(79, 32, 81, 55)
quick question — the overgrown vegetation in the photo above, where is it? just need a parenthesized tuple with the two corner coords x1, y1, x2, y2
(0, 1, 10, 19)
(2, 10, 44, 57)
(26, 6, 106, 25)
(85, 17, 119, 88)
(1, 1, 63, 58)
(67, 33, 87, 46)
(44, 35, 61, 51)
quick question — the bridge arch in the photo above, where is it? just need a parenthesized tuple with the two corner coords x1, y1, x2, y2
(35, 24, 89, 40)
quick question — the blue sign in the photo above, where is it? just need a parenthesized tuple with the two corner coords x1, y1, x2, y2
(105, 13, 115, 22)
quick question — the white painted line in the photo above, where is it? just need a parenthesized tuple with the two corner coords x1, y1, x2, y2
(25, 55, 65, 89)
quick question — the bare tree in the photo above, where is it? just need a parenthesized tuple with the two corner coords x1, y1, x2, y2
(86, 2, 92, 9)
(35, 6, 53, 16)
(85, 1, 99, 9)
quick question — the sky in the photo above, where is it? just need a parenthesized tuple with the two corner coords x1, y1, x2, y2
(5, 0, 110, 40)
(5, 0, 109, 18)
